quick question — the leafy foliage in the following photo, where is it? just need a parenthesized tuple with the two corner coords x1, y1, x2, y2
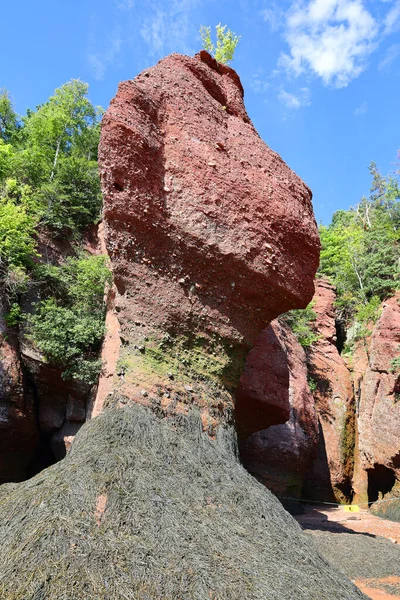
(0, 81, 106, 384)
(1, 80, 102, 232)
(0, 197, 38, 269)
(280, 303, 320, 348)
(390, 348, 400, 374)
(319, 162, 399, 323)
(27, 255, 111, 383)
(200, 24, 241, 64)
(4, 303, 22, 327)
(0, 89, 19, 142)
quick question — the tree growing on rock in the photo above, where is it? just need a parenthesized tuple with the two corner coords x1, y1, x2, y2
(200, 23, 240, 64)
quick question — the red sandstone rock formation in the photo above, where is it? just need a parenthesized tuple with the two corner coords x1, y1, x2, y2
(98, 50, 320, 433)
(303, 279, 355, 502)
(240, 321, 318, 497)
(353, 292, 400, 503)
(0, 300, 38, 483)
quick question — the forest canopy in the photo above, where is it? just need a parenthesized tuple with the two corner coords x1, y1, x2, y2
(0, 82, 108, 383)
(318, 162, 400, 325)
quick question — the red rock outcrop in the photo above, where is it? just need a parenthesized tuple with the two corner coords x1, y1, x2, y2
(240, 321, 318, 498)
(98, 50, 320, 433)
(353, 293, 400, 503)
(303, 279, 355, 502)
(0, 300, 38, 483)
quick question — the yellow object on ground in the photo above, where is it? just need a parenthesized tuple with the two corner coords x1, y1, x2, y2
(343, 505, 360, 512)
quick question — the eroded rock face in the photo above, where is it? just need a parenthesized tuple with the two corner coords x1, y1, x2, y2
(240, 321, 318, 498)
(303, 279, 355, 502)
(0, 229, 101, 484)
(0, 300, 38, 483)
(353, 293, 400, 503)
(98, 50, 319, 433)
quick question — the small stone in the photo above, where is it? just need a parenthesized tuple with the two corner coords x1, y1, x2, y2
(184, 385, 194, 392)
(141, 390, 148, 397)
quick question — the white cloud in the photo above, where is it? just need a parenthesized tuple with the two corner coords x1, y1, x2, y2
(140, 0, 198, 56)
(250, 70, 271, 93)
(353, 100, 368, 115)
(384, 0, 400, 33)
(261, 4, 282, 32)
(87, 54, 106, 80)
(115, 0, 135, 9)
(140, 9, 166, 54)
(87, 16, 123, 81)
(278, 87, 311, 108)
(378, 43, 400, 70)
(279, 0, 379, 87)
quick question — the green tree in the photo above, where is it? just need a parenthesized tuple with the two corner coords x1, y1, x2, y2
(35, 156, 101, 231)
(0, 89, 19, 142)
(0, 198, 37, 270)
(22, 80, 99, 183)
(0, 140, 14, 183)
(318, 162, 399, 323)
(200, 24, 241, 64)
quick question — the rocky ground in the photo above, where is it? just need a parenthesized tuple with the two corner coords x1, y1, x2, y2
(295, 505, 400, 599)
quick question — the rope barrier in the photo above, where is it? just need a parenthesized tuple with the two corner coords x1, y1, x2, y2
(276, 494, 400, 508)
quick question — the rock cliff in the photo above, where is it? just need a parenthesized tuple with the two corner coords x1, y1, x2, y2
(241, 280, 399, 510)
(303, 279, 356, 502)
(0, 299, 38, 483)
(96, 50, 320, 434)
(239, 321, 319, 502)
(353, 292, 400, 504)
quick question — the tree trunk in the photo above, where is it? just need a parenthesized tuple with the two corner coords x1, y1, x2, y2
(50, 137, 62, 181)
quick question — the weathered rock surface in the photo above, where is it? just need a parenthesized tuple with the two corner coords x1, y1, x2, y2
(303, 279, 356, 503)
(98, 50, 319, 433)
(0, 300, 38, 483)
(240, 321, 319, 498)
(353, 293, 400, 503)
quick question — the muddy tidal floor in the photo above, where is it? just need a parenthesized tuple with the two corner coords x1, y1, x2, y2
(295, 505, 400, 600)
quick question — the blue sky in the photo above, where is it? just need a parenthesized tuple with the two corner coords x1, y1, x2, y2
(1, 0, 399, 223)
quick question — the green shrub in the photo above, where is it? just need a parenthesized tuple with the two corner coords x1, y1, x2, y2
(280, 303, 320, 348)
(26, 254, 110, 383)
(28, 300, 105, 364)
(37, 157, 102, 232)
(355, 295, 382, 325)
(390, 348, 400, 373)
(0, 198, 38, 268)
(307, 376, 317, 392)
(4, 302, 22, 327)
(200, 24, 241, 64)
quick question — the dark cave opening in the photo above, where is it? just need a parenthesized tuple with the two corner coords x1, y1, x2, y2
(335, 319, 347, 355)
(367, 463, 396, 504)
(27, 433, 58, 479)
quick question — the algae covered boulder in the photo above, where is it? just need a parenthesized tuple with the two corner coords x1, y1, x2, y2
(0, 405, 365, 599)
